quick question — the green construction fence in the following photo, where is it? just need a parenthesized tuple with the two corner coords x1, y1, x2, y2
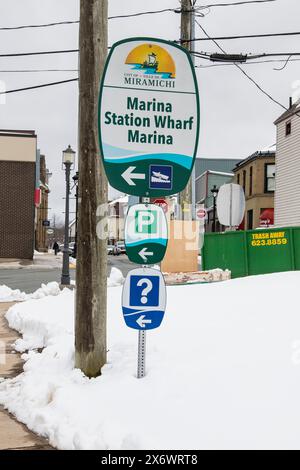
(202, 226, 300, 278)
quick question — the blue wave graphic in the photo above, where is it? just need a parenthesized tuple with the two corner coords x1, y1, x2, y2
(122, 306, 165, 330)
(103, 143, 145, 158)
(128, 63, 173, 79)
(105, 153, 193, 169)
(126, 238, 167, 247)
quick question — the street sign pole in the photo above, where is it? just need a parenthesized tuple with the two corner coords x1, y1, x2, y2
(137, 196, 149, 379)
(99, 36, 199, 380)
(137, 329, 146, 379)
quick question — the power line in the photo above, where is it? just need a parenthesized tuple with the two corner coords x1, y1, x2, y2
(0, 1, 277, 31)
(179, 31, 300, 43)
(2, 46, 299, 60)
(0, 9, 184, 31)
(0, 69, 78, 73)
(108, 8, 182, 20)
(0, 49, 78, 58)
(195, 58, 300, 67)
(191, 50, 300, 61)
(202, 0, 277, 7)
(208, 52, 300, 61)
(0, 20, 79, 31)
(194, 19, 288, 112)
(0, 78, 78, 95)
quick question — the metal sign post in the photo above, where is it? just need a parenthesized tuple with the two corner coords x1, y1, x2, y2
(122, 267, 166, 378)
(137, 330, 146, 378)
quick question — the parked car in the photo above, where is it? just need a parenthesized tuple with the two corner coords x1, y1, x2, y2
(115, 241, 126, 254)
(113, 245, 121, 256)
(107, 244, 115, 255)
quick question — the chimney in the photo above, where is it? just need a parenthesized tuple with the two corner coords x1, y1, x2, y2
(289, 96, 293, 108)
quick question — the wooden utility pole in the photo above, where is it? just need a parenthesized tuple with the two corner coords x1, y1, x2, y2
(179, 0, 195, 220)
(75, 0, 108, 377)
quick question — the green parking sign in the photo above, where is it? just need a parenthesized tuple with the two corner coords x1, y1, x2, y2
(135, 210, 158, 234)
(125, 204, 168, 264)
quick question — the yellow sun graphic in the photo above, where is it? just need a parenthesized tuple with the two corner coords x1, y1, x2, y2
(125, 43, 176, 78)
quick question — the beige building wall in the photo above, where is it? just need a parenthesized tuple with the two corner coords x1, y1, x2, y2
(0, 133, 36, 162)
(234, 155, 275, 229)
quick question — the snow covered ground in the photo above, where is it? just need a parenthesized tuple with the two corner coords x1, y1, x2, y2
(0, 267, 124, 302)
(1, 271, 300, 449)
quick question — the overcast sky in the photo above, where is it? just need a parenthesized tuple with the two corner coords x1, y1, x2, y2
(0, 0, 299, 221)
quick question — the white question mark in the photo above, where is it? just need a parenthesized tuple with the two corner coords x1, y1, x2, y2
(137, 278, 153, 304)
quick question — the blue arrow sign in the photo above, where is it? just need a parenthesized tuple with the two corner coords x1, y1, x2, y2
(122, 268, 166, 331)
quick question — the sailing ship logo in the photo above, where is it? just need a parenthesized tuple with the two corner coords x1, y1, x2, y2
(125, 43, 176, 79)
(149, 165, 173, 190)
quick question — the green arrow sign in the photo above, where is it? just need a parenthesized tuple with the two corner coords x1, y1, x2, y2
(98, 37, 200, 197)
(125, 204, 168, 264)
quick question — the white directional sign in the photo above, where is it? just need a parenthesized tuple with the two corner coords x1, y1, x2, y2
(217, 183, 245, 228)
(125, 203, 168, 264)
(122, 267, 166, 330)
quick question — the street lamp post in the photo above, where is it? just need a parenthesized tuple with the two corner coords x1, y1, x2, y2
(61, 145, 76, 285)
(211, 185, 219, 233)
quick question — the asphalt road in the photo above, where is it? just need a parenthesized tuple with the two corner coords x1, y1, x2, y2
(0, 255, 137, 294)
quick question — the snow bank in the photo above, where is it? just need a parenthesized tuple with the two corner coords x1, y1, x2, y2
(0, 282, 61, 303)
(1, 272, 300, 449)
(107, 267, 124, 287)
(0, 269, 124, 303)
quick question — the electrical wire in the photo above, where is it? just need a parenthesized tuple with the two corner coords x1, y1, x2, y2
(179, 31, 300, 43)
(3, 47, 299, 61)
(195, 58, 300, 67)
(194, 19, 289, 112)
(201, 0, 277, 7)
(0, 49, 78, 58)
(0, 69, 78, 73)
(0, 78, 78, 95)
(0, 20, 79, 31)
(273, 55, 292, 71)
(0, 1, 277, 31)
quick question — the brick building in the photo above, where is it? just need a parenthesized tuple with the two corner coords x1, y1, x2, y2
(35, 153, 50, 252)
(0, 130, 37, 259)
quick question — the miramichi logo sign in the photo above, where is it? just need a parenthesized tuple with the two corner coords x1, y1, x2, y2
(98, 37, 200, 197)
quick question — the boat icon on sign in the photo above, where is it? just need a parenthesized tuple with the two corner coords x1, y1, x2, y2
(151, 171, 170, 183)
(149, 165, 173, 190)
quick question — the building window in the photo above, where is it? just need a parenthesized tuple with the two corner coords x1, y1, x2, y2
(247, 209, 253, 230)
(286, 121, 291, 136)
(249, 166, 253, 196)
(243, 170, 246, 194)
(237, 173, 240, 185)
(265, 163, 275, 193)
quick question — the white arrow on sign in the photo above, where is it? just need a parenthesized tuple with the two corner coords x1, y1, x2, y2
(136, 315, 152, 328)
(138, 247, 154, 262)
(121, 166, 145, 186)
